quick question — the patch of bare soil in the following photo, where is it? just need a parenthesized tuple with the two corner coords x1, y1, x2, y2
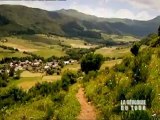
(76, 87, 97, 120)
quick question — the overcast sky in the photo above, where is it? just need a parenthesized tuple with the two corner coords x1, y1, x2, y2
(0, 0, 160, 20)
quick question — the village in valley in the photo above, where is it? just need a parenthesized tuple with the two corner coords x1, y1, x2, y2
(0, 33, 135, 87)
(0, 53, 78, 81)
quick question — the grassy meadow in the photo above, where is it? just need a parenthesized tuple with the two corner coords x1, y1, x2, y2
(95, 46, 131, 58)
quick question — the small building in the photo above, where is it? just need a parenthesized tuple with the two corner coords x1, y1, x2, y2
(64, 61, 70, 65)
(44, 65, 50, 69)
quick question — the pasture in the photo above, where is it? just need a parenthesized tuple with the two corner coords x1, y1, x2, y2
(102, 33, 140, 42)
(10, 71, 61, 90)
(95, 46, 131, 58)
(100, 59, 122, 69)
(62, 63, 80, 73)
(0, 47, 29, 60)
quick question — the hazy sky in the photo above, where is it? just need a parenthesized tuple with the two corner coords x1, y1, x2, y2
(0, 0, 160, 20)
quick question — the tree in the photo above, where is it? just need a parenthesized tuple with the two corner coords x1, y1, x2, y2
(14, 70, 21, 80)
(81, 53, 104, 74)
(130, 44, 140, 56)
(1, 70, 9, 81)
(9, 66, 15, 77)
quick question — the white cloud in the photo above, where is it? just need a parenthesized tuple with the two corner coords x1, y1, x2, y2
(136, 11, 152, 20)
(119, 0, 160, 11)
(114, 9, 135, 19)
(0, 1, 63, 11)
(0, 0, 156, 20)
(69, 3, 152, 20)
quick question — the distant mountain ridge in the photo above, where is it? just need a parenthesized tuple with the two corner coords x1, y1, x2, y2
(0, 5, 159, 37)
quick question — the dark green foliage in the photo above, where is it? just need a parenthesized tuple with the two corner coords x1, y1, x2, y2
(0, 87, 30, 109)
(83, 71, 97, 82)
(83, 71, 96, 83)
(78, 30, 102, 39)
(105, 74, 116, 90)
(0, 55, 44, 64)
(116, 86, 128, 101)
(140, 33, 158, 46)
(140, 32, 160, 47)
(9, 67, 15, 77)
(43, 106, 54, 120)
(0, 79, 7, 87)
(46, 56, 59, 62)
(61, 71, 77, 90)
(46, 68, 55, 75)
(51, 92, 65, 104)
(81, 53, 104, 74)
(115, 49, 151, 84)
(129, 84, 155, 108)
(0, 15, 10, 25)
(130, 43, 140, 56)
(150, 38, 160, 47)
(29, 82, 58, 97)
(131, 63, 149, 85)
(122, 111, 151, 120)
(66, 48, 95, 60)
(157, 49, 160, 58)
(0, 45, 19, 52)
(113, 57, 133, 72)
(131, 50, 151, 84)
(1, 70, 9, 81)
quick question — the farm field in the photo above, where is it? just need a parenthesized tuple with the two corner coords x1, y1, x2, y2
(102, 33, 140, 42)
(0, 34, 98, 59)
(95, 46, 131, 58)
(9, 71, 61, 90)
(0, 34, 132, 91)
(100, 59, 122, 69)
(0, 47, 29, 60)
(62, 63, 80, 73)
(33, 47, 66, 58)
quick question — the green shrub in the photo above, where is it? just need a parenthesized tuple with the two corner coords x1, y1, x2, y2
(130, 43, 140, 56)
(81, 53, 104, 74)
(105, 74, 116, 90)
(43, 106, 54, 120)
(0, 87, 30, 109)
(51, 91, 66, 104)
(116, 86, 129, 101)
(83, 71, 97, 82)
(122, 111, 151, 120)
(13, 70, 21, 80)
(128, 84, 155, 108)
(61, 71, 77, 91)
(0, 79, 7, 87)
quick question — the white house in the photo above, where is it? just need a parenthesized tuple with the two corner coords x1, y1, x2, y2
(64, 61, 70, 65)
(44, 65, 50, 69)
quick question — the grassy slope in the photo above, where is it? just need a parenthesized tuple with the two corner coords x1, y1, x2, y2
(8, 71, 61, 90)
(83, 46, 160, 119)
(102, 33, 140, 42)
(0, 47, 29, 60)
(95, 46, 131, 58)
(5, 84, 81, 120)
(100, 59, 122, 69)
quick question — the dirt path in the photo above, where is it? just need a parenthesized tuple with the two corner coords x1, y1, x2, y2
(76, 87, 97, 120)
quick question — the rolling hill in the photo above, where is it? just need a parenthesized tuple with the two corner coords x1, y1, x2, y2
(0, 5, 159, 38)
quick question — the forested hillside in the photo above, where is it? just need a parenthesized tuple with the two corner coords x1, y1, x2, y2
(0, 5, 159, 38)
